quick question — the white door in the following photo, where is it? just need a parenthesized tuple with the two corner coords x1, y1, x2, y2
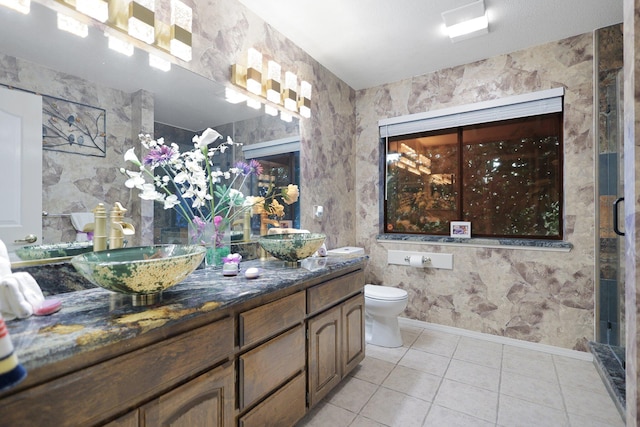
(0, 86, 42, 253)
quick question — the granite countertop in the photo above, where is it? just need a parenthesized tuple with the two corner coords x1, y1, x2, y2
(6, 255, 367, 373)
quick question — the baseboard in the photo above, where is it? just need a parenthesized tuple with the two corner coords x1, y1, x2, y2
(398, 317, 593, 362)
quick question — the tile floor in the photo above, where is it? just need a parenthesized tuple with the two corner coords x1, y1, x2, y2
(296, 323, 625, 427)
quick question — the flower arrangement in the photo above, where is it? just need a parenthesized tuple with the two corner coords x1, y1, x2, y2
(121, 127, 299, 259)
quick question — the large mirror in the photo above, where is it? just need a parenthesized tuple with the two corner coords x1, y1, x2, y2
(0, 1, 299, 263)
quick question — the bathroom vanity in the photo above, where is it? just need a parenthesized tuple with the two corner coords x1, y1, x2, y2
(0, 256, 367, 427)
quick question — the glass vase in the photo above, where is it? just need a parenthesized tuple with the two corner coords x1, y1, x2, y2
(188, 219, 231, 269)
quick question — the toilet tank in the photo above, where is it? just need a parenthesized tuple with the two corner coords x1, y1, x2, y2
(326, 247, 365, 257)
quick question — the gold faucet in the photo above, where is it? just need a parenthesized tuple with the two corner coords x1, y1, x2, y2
(231, 210, 252, 242)
(109, 202, 136, 249)
(92, 203, 108, 251)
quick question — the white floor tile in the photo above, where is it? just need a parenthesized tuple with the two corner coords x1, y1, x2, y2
(411, 329, 460, 357)
(500, 370, 564, 410)
(360, 387, 430, 427)
(497, 394, 570, 427)
(433, 379, 498, 423)
(424, 405, 495, 427)
(445, 358, 500, 392)
(398, 348, 450, 377)
(382, 365, 442, 401)
(502, 348, 558, 383)
(562, 383, 626, 426)
(553, 354, 611, 394)
(366, 342, 409, 364)
(295, 401, 356, 427)
(326, 376, 379, 413)
(351, 356, 396, 385)
(453, 336, 503, 369)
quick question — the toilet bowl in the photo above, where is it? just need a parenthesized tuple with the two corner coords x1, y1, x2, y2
(364, 284, 408, 348)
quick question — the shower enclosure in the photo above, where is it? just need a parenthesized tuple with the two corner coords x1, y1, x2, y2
(593, 24, 625, 415)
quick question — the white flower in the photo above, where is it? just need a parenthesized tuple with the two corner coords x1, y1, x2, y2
(164, 194, 180, 209)
(123, 170, 145, 189)
(192, 128, 221, 148)
(124, 148, 141, 166)
(139, 183, 163, 201)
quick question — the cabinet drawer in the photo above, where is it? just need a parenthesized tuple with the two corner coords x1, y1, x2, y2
(0, 316, 234, 427)
(239, 291, 305, 349)
(238, 372, 306, 427)
(307, 270, 364, 315)
(238, 324, 306, 410)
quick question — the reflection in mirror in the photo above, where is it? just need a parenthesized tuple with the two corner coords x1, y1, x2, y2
(0, 0, 299, 263)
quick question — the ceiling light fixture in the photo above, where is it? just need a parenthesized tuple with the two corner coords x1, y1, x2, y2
(442, 0, 488, 43)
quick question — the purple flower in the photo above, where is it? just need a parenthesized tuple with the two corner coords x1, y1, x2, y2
(248, 159, 263, 176)
(143, 145, 176, 167)
(235, 161, 253, 176)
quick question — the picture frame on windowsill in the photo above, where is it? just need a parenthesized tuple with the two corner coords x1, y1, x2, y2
(450, 221, 471, 238)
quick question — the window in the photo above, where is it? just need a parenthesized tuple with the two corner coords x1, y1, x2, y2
(381, 89, 564, 240)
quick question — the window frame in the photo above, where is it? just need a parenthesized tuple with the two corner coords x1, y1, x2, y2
(379, 89, 565, 240)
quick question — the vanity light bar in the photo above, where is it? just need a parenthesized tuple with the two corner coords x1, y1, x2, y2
(6, 0, 193, 64)
(231, 48, 312, 119)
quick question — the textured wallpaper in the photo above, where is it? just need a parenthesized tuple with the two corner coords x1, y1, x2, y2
(356, 34, 596, 351)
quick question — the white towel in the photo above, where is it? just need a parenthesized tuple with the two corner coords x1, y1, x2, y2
(0, 240, 11, 278)
(0, 273, 45, 321)
(71, 212, 94, 242)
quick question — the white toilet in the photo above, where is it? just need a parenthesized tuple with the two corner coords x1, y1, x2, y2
(364, 284, 408, 348)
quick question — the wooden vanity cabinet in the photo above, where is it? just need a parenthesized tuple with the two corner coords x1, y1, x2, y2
(1, 316, 235, 427)
(237, 291, 307, 426)
(307, 271, 365, 408)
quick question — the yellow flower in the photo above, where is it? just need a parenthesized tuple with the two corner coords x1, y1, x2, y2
(268, 199, 285, 217)
(283, 184, 299, 205)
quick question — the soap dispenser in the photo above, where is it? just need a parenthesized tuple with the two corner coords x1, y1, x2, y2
(92, 203, 108, 251)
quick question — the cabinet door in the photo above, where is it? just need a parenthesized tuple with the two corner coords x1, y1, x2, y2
(140, 361, 234, 427)
(307, 305, 342, 408)
(342, 293, 365, 375)
(103, 410, 139, 427)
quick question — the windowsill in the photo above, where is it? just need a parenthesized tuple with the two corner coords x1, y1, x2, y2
(376, 234, 572, 252)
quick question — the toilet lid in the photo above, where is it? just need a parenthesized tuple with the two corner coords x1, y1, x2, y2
(365, 284, 408, 301)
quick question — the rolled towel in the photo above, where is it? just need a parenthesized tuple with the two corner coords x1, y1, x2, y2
(0, 240, 12, 278)
(70, 212, 94, 242)
(0, 273, 45, 321)
(0, 314, 27, 391)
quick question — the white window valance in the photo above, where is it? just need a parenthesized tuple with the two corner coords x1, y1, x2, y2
(242, 136, 300, 159)
(379, 88, 564, 138)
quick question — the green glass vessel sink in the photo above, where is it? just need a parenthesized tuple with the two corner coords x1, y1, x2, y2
(70, 245, 205, 305)
(258, 233, 326, 265)
(15, 241, 94, 261)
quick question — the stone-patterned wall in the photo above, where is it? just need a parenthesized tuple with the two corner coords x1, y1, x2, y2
(355, 34, 596, 350)
(0, 52, 151, 246)
(179, 0, 357, 249)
